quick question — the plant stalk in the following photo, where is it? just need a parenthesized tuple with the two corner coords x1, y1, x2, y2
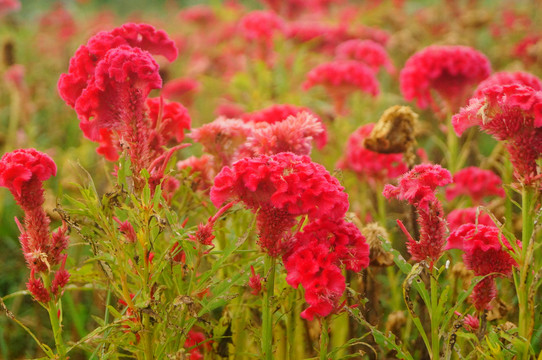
(262, 256, 276, 360)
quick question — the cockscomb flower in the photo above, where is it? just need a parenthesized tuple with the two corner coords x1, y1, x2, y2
(452, 84, 542, 185)
(0, 0, 20, 17)
(248, 265, 263, 295)
(58, 23, 179, 189)
(0, 149, 70, 302)
(242, 112, 326, 156)
(284, 242, 345, 320)
(185, 329, 212, 360)
(242, 104, 327, 149)
(447, 224, 517, 311)
(211, 153, 348, 256)
(146, 97, 191, 147)
(338, 123, 408, 186)
(190, 118, 253, 169)
(58, 23, 177, 109)
(303, 60, 379, 114)
(473, 71, 542, 99)
(446, 167, 505, 204)
(179, 5, 217, 26)
(383, 164, 452, 265)
(447, 207, 496, 232)
(188, 202, 233, 247)
(238, 10, 284, 60)
(177, 155, 216, 192)
(400, 45, 491, 112)
(335, 39, 395, 74)
(513, 34, 542, 66)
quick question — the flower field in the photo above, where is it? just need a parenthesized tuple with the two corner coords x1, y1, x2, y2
(0, 0, 541, 359)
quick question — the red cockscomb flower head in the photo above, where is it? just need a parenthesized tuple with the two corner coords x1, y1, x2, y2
(242, 112, 326, 156)
(190, 118, 253, 169)
(447, 224, 517, 311)
(242, 104, 327, 149)
(384, 164, 452, 265)
(383, 163, 452, 210)
(447, 207, 496, 232)
(146, 97, 191, 145)
(211, 153, 349, 256)
(58, 23, 177, 109)
(284, 242, 345, 320)
(473, 71, 542, 99)
(446, 167, 505, 204)
(303, 60, 379, 114)
(400, 45, 491, 113)
(287, 218, 370, 272)
(162, 78, 201, 106)
(453, 84, 542, 185)
(0, 148, 56, 208)
(335, 39, 395, 74)
(27, 270, 50, 303)
(338, 123, 408, 186)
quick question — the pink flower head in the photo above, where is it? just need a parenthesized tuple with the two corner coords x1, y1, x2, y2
(473, 71, 542, 99)
(238, 10, 285, 43)
(513, 34, 542, 66)
(400, 45, 491, 112)
(190, 118, 253, 168)
(446, 167, 505, 204)
(211, 153, 349, 256)
(383, 163, 452, 210)
(384, 164, 452, 265)
(242, 104, 327, 149)
(0, 148, 56, 205)
(447, 207, 496, 232)
(242, 112, 326, 156)
(177, 155, 215, 192)
(303, 60, 379, 114)
(27, 271, 50, 303)
(453, 84, 542, 184)
(338, 123, 408, 186)
(335, 39, 395, 74)
(447, 224, 517, 311)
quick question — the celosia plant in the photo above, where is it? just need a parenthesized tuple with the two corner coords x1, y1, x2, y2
(335, 39, 395, 74)
(445, 166, 505, 204)
(400, 45, 491, 113)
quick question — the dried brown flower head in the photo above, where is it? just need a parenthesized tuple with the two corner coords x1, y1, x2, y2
(362, 222, 394, 267)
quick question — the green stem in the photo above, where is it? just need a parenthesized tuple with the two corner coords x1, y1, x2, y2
(446, 114, 459, 173)
(518, 186, 535, 356)
(262, 256, 276, 360)
(430, 269, 440, 360)
(43, 274, 67, 359)
(142, 312, 153, 360)
(320, 317, 329, 360)
(287, 290, 296, 360)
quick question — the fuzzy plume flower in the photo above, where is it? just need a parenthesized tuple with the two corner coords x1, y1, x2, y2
(303, 60, 379, 114)
(338, 123, 408, 186)
(452, 84, 542, 185)
(446, 167, 505, 204)
(242, 112, 326, 156)
(0, 149, 70, 302)
(447, 207, 496, 232)
(447, 224, 517, 311)
(146, 97, 191, 146)
(473, 71, 542, 98)
(335, 39, 395, 74)
(248, 265, 263, 295)
(383, 164, 452, 265)
(242, 104, 327, 149)
(400, 45, 491, 112)
(211, 153, 348, 256)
